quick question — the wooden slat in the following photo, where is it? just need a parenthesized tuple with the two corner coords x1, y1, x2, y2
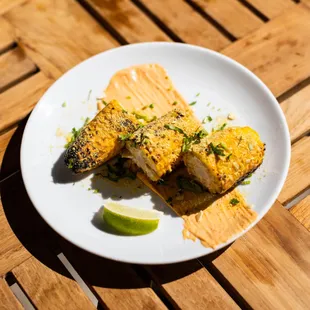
(278, 136, 310, 204)
(280, 84, 310, 142)
(137, 0, 230, 50)
(0, 127, 16, 168)
(191, 0, 263, 38)
(84, 0, 171, 43)
(0, 17, 14, 53)
(59, 241, 167, 310)
(12, 255, 95, 310)
(246, 0, 296, 19)
(0, 72, 51, 132)
(0, 200, 31, 276)
(223, 4, 310, 97)
(0, 47, 37, 92)
(5, 0, 118, 79)
(0, 0, 27, 15)
(207, 201, 310, 309)
(290, 195, 310, 231)
(0, 278, 23, 310)
(146, 262, 239, 309)
(0, 172, 59, 275)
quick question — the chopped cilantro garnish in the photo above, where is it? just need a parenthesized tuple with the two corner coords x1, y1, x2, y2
(67, 158, 74, 169)
(226, 153, 232, 160)
(118, 133, 132, 141)
(62, 102, 66, 108)
(93, 189, 99, 194)
(195, 92, 200, 97)
(218, 123, 227, 131)
(164, 124, 185, 134)
(126, 95, 131, 99)
(177, 176, 204, 193)
(87, 89, 92, 100)
(206, 142, 226, 156)
(207, 102, 211, 107)
(149, 103, 154, 109)
(133, 112, 149, 121)
(202, 115, 212, 124)
(241, 180, 251, 185)
(150, 115, 157, 122)
(230, 198, 239, 205)
(189, 101, 197, 106)
(172, 101, 178, 105)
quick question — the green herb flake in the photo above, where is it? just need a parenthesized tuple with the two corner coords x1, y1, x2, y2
(93, 189, 99, 194)
(238, 136, 243, 145)
(241, 180, 251, 185)
(195, 92, 200, 97)
(206, 142, 226, 156)
(149, 103, 154, 109)
(189, 101, 197, 106)
(202, 115, 212, 124)
(87, 89, 92, 101)
(230, 198, 239, 206)
(133, 112, 149, 121)
(150, 115, 157, 122)
(62, 102, 66, 108)
(207, 102, 211, 107)
(226, 153, 232, 160)
(118, 133, 132, 141)
(164, 124, 185, 134)
(172, 101, 178, 105)
(177, 176, 204, 193)
(218, 123, 227, 131)
(126, 95, 131, 99)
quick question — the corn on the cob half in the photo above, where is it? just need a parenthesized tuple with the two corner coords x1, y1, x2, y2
(64, 100, 139, 173)
(126, 109, 201, 181)
(184, 127, 265, 194)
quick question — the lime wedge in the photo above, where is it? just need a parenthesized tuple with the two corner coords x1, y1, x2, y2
(103, 202, 162, 235)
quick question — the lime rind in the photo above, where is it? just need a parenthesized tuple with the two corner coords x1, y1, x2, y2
(103, 202, 162, 235)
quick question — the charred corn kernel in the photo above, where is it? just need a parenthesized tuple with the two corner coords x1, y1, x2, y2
(64, 100, 139, 173)
(184, 127, 265, 194)
(126, 109, 201, 181)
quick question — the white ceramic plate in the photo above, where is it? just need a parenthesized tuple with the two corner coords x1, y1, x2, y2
(21, 43, 290, 264)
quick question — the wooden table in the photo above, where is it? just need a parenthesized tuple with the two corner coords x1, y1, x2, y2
(0, 1, 310, 309)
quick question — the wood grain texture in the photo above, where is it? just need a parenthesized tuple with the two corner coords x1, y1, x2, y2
(0, 72, 51, 132)
(147, 262, 239, 309)
(5, 0, 118, 79)
(281, 84, 310, 142)
(223, 4, 310, 97)
(137, 0, 230, 50)
(290, 195, 310, 231)
(0, 278, 23, 310)
(191, 0, 263, 38)
(246, 0, 296, 19)
(0, 0, 27, 15)
(0, 127, 16, 168)
(0, 47, 37, 92)
(84, 0, 171, 43)
(12, 255, 95, 310)
(0, 17, 14, 53)
(0, 201, 31, 276)
(209, 201, 310, 309)
(59, 241, 167, 310)
(278, 136, 310, 204)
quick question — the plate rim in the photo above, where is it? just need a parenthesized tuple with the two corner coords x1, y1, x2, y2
(20, 42, 291, 264)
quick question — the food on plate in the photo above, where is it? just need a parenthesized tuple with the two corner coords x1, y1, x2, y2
(183, 126, 265, 194)
(103, 64, 188, 117)
(138, 167, 257, 248)
(103, 202, 162, 235)
(126, 108, 201, 181)
(64, 100, 139, 173)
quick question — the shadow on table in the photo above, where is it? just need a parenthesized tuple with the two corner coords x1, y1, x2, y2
(0, 122, 231, 291)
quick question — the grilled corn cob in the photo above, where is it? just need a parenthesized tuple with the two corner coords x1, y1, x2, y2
(126, 109, 201, 181)
(64, 100, 139, 173)
(183, 127, 265, 194)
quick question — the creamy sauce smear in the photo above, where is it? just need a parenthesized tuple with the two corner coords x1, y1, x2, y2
(102, 64, 258, 249)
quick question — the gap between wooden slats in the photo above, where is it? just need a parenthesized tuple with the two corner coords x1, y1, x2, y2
(188, 0, 263, 39)
(242, 0, 296, 19)
(0, 46, 38, 93)
(0, 277, 24, 310)
(289, 195, 310, 230)
(78, 0, 171, 43)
